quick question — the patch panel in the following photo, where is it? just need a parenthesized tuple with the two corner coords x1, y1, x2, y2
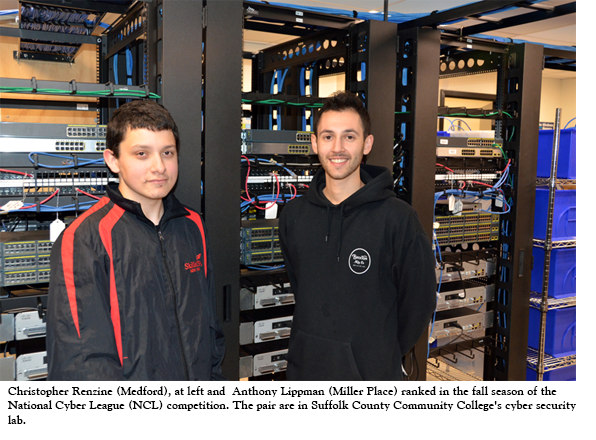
(435, 171, 501, 182)
(0, 170, 115, 198)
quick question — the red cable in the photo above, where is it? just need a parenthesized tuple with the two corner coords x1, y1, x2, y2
(19, 189, 59, 209)
(288, 183, 297, 200)
(469, 181, 494, 188)
(252, 173, 280, 211)
(436, 163, 455, 173)
(1, 168, 33, 177)
(241, 155, 252, 202)
(75, 188, 101, 200)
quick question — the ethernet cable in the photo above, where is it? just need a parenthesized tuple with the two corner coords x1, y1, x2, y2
(28, 152, 105, 169)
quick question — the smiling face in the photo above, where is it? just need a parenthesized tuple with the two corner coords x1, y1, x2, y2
(104, 127, 178, 209)
(311, 109, 373, 183)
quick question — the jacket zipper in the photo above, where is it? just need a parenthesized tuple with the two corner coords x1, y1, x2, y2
(157, 228, 190, 380)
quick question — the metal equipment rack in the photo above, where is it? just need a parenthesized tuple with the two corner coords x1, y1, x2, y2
(527, 108, 577, 380)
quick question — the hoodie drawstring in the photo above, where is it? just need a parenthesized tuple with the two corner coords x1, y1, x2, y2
(325, 205, 331, 242)
(337, 205, 344, 263)
(325, 204, 344, 263)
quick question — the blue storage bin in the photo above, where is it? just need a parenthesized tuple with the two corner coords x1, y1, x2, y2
(533, 188, 576, 241)
(528, 306, 576, 357)
(536, 128, 576, 179)
(526, 364, 576, 381)
(531, 247, 576, 299)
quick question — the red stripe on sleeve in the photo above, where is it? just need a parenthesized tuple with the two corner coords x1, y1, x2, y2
(98, 205, 126, 366)
(62, 197, 111, 338)
(184, 208, 207, 278)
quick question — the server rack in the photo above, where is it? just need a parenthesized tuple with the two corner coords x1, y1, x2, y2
(0, 0, 146, 381)
(395, 19, 544, 379)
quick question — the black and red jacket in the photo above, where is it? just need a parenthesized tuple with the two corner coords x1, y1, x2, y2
(47, 183, 225, 380)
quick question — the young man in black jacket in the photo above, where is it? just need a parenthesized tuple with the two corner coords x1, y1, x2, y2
(47, 100, 225, 380)
(279, 91, 436, 380)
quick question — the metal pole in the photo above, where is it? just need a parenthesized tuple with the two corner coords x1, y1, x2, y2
(537, 108, 562, 381)
(384, 0, 388, 21)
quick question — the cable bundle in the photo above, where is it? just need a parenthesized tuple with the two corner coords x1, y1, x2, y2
(19, 3, 100, 56)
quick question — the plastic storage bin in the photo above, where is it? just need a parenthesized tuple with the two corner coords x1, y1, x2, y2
(533, 188, 576, 241)
(531, 247, 576, 299)
(536, 128, 576, 179)
(526, 364, 576, 381)
(528, 306, 576, 357)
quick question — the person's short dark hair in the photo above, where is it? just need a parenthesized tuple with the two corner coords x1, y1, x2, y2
(106, 99, 180, 158)
(313, 91, 371, 138)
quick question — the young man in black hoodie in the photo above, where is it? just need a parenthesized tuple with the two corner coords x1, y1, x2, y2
(279, 91, 436, 380)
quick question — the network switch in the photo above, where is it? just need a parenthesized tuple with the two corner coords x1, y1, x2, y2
(436, 284, 494, 311)
(15, 311, 46, 340)
(240, 283, 295, 310)
(0, 231, 51, 257)
(16, 351, 47, 381)
(0, 268, 51, 287)
(437, 136, 503, 158)
(434, 213, 500, 246)
(239, 348, 288, 378)
(241, 219, 279, 240)
(436, 259, 496, 283)
(239, 315, 293, 345)
(240, 249, 284, 265)
(241, 129, 314, 155)
(430, 308, 490, 342)
(0, 122, 106, 153)
(253, 349, 288, 377)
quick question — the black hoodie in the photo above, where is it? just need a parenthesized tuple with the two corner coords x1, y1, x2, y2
(279, 164, 436, 380)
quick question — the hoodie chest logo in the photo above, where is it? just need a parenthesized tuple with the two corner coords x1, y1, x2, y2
(348, 248, 371, 275)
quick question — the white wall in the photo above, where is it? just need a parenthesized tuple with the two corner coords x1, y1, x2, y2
(540, 76, 576, 127)
(439, 70, 576, 130)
